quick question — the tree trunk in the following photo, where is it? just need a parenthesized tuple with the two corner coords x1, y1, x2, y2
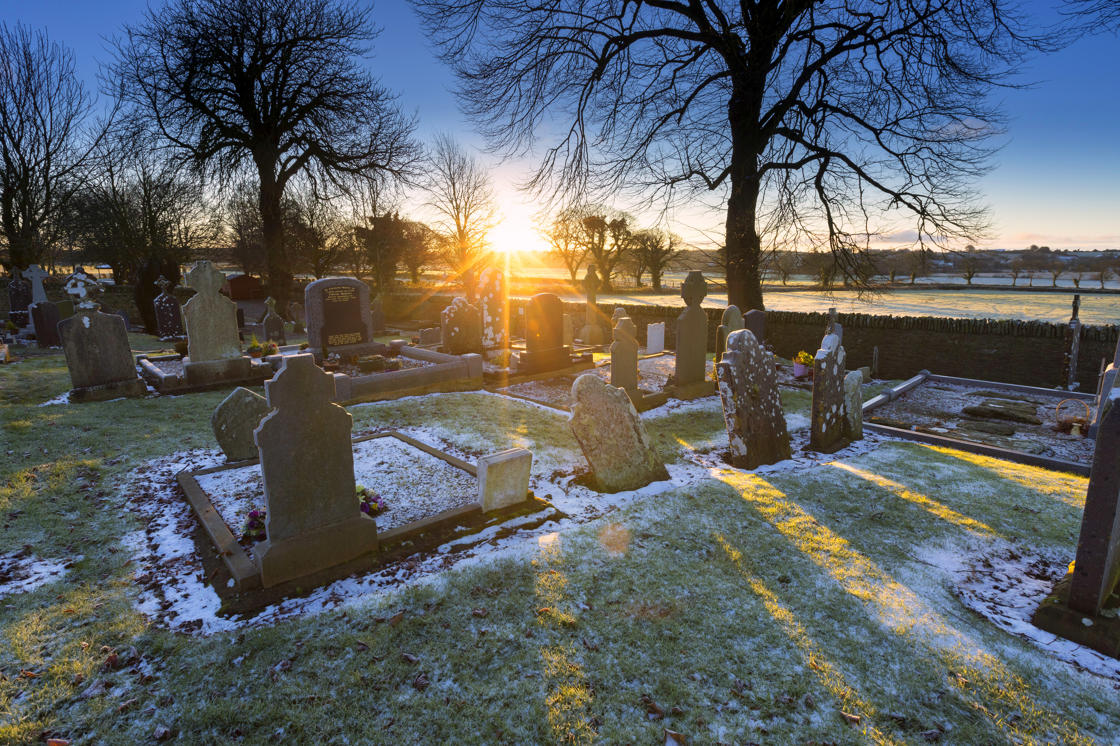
(724, 88, 765, 312)
(651, 270, 662, 292)
(257, 166, 292, 313)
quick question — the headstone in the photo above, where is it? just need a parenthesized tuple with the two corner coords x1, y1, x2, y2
(716, 329, 791, 468)
(236, 307, 246, 329)
(1069, 390, 1120, 614)
(568, 374, 668, 492)
(305, 277, 375, 354)
(562, 313, 574, 346)
(715, 305, 744, 369)
(114, 309, 131, 331)
(646, 322, 665, 354)
(211, 387, 271, 462)
(419, 327, 442, 345)
(826, 307, 843, 343)
(612, 307, 628, 324)
(24, 265, 48, 305)
(261, 297, 286, 345)
(58, 303, 146, 402)
(580, 265, 607, 345)
(872, 346, 880, 379)
(517, 293, 571, 374)
(843, 370, 864, 441)
(63, 270, 101, 310)
(7, 270, 31, 327)
(743, 309, 766, 344)
(182, 261, 248, 384)
(289, 301, 306, 334)
(674, 271, 709, 388)
(478, 267, 508, 350)
(55, 299, 74, 319)
(809, 333, 848, 452)
(440, 297, 482, 355)
(153, 276, 185, 338)
(477, 448, 532, 511)
(610, 316, 639, 392)
(29, 301, 60, 347)
(1062, 294, 1081, 390)
(253, 354, 378, 587)
(370, 296, 386, 334)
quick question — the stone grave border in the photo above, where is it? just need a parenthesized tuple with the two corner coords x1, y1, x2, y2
(862, 371, 1096, 476)
(487, 351, 672, 413)
(137, 352, 272, 394)
(322, 345, 483, 403)
(178, 431, 549, 602)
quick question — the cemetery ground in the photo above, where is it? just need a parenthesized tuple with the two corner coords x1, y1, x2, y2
(2, 341, 1120, 744)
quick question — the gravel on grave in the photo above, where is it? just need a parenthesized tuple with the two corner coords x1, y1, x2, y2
(335, 356, 433, 378)
(194, 436, 479, 545)
(868, 380, 1095, 463)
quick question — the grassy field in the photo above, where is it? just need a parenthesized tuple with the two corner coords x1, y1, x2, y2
(1, 339, 1117, 744)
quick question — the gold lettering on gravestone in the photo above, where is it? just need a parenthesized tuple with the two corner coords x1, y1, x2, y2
(327, 331, 363, 346)
(325, 286, 357, 303)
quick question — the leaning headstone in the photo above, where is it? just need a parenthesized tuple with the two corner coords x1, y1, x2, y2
(646, 322, 665, 354)
(261, 297, 286, 345)
(211, 387, 271, 462)
(517, 293, 571, 374)
(743, 309, 766, 344)
(610, 316, 639, 392)
(182, 261, 249, 385)
(580, 265, 607, 345)
(29, 301, 61, 347)
(843, 370, 864, 441)
(253, 354, 378, 587)
(715, 305, 744, 369)
(305, 276, 376, 355)
(58, 274, 146, 402)
(1062, 294, 1081, 390)
(673, 271, 710, 395)
(477, 448, 532, 511)
(1069, 390, 1120, 614)
(478, 267, 508, 350)
(716, 329, 791, 468)
(24, 265, 48, 305)
(441, 297, 482, 355)
(153, 276, 185, 338)
(7, 270, 31, 327)
(568, 374, 668, 492)
(809, 333, 848, 452)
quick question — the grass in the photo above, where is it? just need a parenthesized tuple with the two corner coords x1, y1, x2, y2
(1, 339, 1117, 744)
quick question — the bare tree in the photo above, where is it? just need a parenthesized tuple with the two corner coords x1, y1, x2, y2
(415, 0, 1042, 311)
(400, 219, 438, 284)
(543, 208, 587, 282)
(632, 228, 686, 292)
(574, 207, 634, 291)
(0, 23, 102, 271)
(285, 185, 347, 279)
(961, 247, 979, 285)
(114, 0, 421, 312)
(425, 134, 496, 300)
(1009, 258, 1024, 286)
(354, 211, 407, 295)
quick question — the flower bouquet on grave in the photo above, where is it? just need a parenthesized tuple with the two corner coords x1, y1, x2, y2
(242, 507, 267, 543)
(261, 341, 279, 356)
(246, 335, 264, 358)
(356, 485, 386, 517)
(793, 350, 814, 379)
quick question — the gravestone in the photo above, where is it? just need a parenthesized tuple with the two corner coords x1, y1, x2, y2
(646, 322, 665, 354)
(153, 276, 185, 338)
(29, 301, 61, 347)
(743, 309, 766, 344)
(843, 370, 864, 441)
(236, 307, 246, 329)
(810, 333, 848, 452)
(1070, 389, 1120, 614)
(58, 277, 146, 402)
(419, 327, 442, 345)
(562, 314, 574, 346)
(24, 265, 48, 305)
(612, 307, 628, 324)
(182, 261, 249, 385)
(580, 265, 607, 345)
(478, 267, 508, 349)
(716, 329, 791, 469)
(212, 387, 271, 462)
(518, 293, 571, 374)
(261, 297, 286, 345)
(305, 277, 376, 355)
(568, 374, 668, 492)
(289, 301, 306, 334)
(610, 315, 639, 392)
(55, 299, 74, 319)
(1062, 295, 1081, 390)
(114, 309, 132, 330)
(715, 305, 744, 370)
(254, 354, 378, 587)
(7, 270, 31, 327)
(441, 297, 482, 355)
(1092, 337, 1120, 436)
(673, 271, 711, 396)
(370, 296, 386, 334)
(477, 448, 532, 511)
(826, 307, 843, 343)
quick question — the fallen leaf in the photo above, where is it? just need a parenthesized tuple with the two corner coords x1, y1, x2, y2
(46, 739, 70, 746)
(921, 729, 943, 742)
(153, 726, 173, 742)
(401, 653, 419, 664)
(412, 672, 430, 691)
(18, 670, 38, 679)
(664, 729, 687, 745)
(117, 698, 138, 713)
(472, 608, 488, 618)
(841, 712, 861, 725)
(641, 694, 665, 720)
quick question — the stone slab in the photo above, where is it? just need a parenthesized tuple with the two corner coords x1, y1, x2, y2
(478, 448, 532, 511)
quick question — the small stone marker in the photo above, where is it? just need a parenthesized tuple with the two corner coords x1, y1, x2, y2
(610, 315, 639, 392)
(743, 309, 766, 344)
(717, 329, 791, 468)
(182, 261, 248, 384)
(715, 305, 744, 370)
(673, 271, 710, 393)
(153, 276, 185, 338)
(7, 269, 31, 326)
(1069, 389, 1120, 614)
(809, 332, 848, 452)
(518, 293, 571, 374)
(568, 374, 668, 492)
(646, 322, 665, 354)
(305, 276, 375, 353)
(843, 370, 863, 441)
(477, 448, 532, 511)
(24, 265, 48, 305)
(29, 301, 61, 347)
(478, 267, 508, 349)
(419, 327, 442, 345)
(261, 297, 286, 345)
(441, 297, 482, 354)
(211, 387, 271, 462)
(58, 280, 146, 402)
(253, 354, 378, 587)
(1062, 294, 1081, 390)
(580, 265, 607, 345)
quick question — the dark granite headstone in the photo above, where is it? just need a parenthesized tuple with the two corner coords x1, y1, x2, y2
(1069, 392, 1120, 614)
(29, 301, 61, 347)
(305, 277, 376, 354)
(154, 277, 185, 338)
(236, 307, 246, 329)
(55, 299, 74, 320)
(743, 309, 766, 344)
(518, 293, 571, 373)
(7, 273, 31, 327)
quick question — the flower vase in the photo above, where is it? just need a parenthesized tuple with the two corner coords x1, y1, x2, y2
(793, 361, 809, 378)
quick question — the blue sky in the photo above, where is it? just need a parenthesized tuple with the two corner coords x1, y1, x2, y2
(2, 0, 1117, 251)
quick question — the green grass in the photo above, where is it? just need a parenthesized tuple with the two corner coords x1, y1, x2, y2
(0, 340, 1116, 745)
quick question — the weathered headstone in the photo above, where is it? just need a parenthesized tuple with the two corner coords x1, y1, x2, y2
(261, 297, 286, 345)
(55, 299, 74, 320)
(612, 307, 628, 324)
(568, 374, 668, 491)
(58, 280, 146, 402)
(419, 327, 442, 345)
(610, 315, 639, 392)
(253, 354, 378, 587)
(580, 265, 607, 345)
(477, 448, 532, 511)
(673, 271, 710, 395)
(1092, 336, 1120, 436)
(24, 265, 48, 305)
(717, 329, 791, 468)
(518, 293, 571, 374)
(211, 387, 271, 462)
(114, 309, 132, 330)
(826, 307, 843, 343)
(646, 322, 665, 354)
(1062, 294, 1081, 390)
(843, 370, 863, 441)
(182, 261, 249, 384)
(153, 276, 185, 338)
(305, 277, 376, 354)
(441, 297, 482, 355)
(478, 267, 508, 350)
(809, 332, 848, 452)
(7, 270, 31, 327)
(29, 301, 61, 347)
(1069, 390, 1120, 614)
(370, 296, 386, 335)
(715, 305, 744, 369)
(743, 309, 766, 344)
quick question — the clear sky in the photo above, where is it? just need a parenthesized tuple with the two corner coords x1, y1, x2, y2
(2, 0, 1117, 252)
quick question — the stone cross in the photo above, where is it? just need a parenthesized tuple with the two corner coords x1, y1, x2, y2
(674, 271, 708, 387)
(262, 296, 286, 344)
(153, 275, 185, 338)
(156, 275, 173, 296)
(826, 307, 843, 344)
(64, 271, 102, 310)
(715, 305, 744, 369)
(183, 260, 241, 363)
(253, 354, 378, 587)
(568, 374, 668, 492)
(6, 268, 31, 324)
(809, 332, 848, 452)
(24, 265, 48, 305)
(716, 329, 791, 468)
(610, 315, 639, 392)
(1069, 388, 1120, 614)
(1063, 294, 1082, 390)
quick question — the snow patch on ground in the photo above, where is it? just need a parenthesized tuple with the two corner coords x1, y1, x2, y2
(38, 391, 71, 407)
(0, 551, 72, 599)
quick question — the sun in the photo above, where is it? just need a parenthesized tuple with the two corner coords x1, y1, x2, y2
(489, 200, 550, 255)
